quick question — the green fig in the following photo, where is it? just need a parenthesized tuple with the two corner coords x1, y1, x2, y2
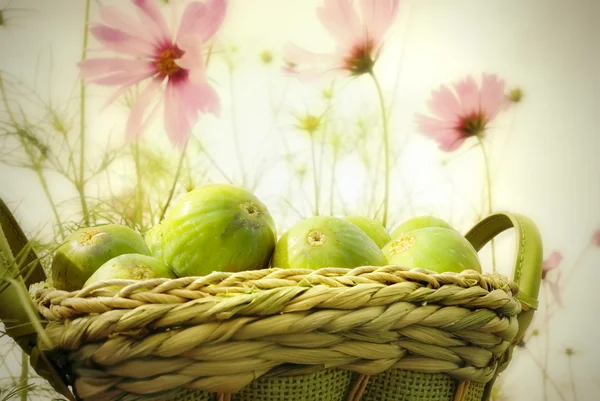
(160, 184, 276, 277)
(344, 216, 391, 248)
(272, 216, 387, 269)
(391, 216, 455, 239)
(83, 254, 176, 289)
(52, 224, 150, 291)
(383, 227, 482, 274)
(144, 223, 164, 262)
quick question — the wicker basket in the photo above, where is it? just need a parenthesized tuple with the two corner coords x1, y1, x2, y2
(0, 211, 543, 401)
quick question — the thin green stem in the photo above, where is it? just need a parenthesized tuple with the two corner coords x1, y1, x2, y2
(369, 71, 390, 228)
(281, 197, 304, 220)
(310, 134, 320, 216)
(0, 74, 65, 239)
(159, 141, 188, 221)
(521, 345, 568, 401)
(0, 349, 12, 375)
(562, 244, 590, 289)
(19, 350, 28, 401)
(370, 134, 385, 219)
(568, 355, 578, 401)
(543, 285, 550, 401)
(191, 136, 233, 184)
(478, 135, 496, 272)
(543, 243, 591, 334)
(494, 106, 519, 175)
(0, 75, 16, 123)
(205, 43, 214, 68)
(1, 278, 53, 349)
(318, 98, 332, 214)
(330, 150, 338, 216)
(78, 0, 91, 224)
(386, 0, 413, 115)
(228, 65, 246, 187)
(132, 141, 144, 231)
(34, 165, 65, 239)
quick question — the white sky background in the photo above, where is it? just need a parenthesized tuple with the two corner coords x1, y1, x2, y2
(1, 0, 600, 400)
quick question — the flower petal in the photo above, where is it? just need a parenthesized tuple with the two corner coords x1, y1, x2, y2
(282, 63, 346, 84)
(164, 79, 220, 148)
(78, 58, 155, 85)
(186, 81, 221, 117)
(286, 67, 346, 83)
(176, 35, 207, 84)
(177, 2, 206, 41)
(479, 73, 506, 121)
(359, 0, 399, 44)
(416, 114, 465, 152)
(101, 77, 145, 110)
(282, 43, 344, 82)
(592, 229, 600, 247)
(99, 5, 152, 42)
(126, 78, 163, 141)
(549, 280, 563, 307)
(284, 43, 337, 66)
(426, 84, 462, 122)
(177, 0, 226, 43)
(132, 0, 171, 44)
(454, 75, 480, 116)
(90, 25, 156, 57)
(163, 80, 191, 148)
(542, 251, 563, 273)
(317, 0, 362, 45)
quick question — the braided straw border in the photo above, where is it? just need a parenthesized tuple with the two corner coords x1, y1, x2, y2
(31, 266, 522, 400)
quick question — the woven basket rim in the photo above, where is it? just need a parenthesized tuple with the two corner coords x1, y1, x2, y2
(32, 265, 519, 301)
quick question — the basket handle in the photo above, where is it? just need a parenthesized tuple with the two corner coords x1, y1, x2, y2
(464, 212, 543, 341)
(0, 197, 43, 350)
(0, 197, 76, 399)
(0, 198, 47, 286)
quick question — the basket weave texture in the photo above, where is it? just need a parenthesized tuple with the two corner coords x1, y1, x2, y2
(31, 265, 522, 401)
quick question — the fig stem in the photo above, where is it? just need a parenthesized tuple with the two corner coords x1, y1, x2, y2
(77, 0, 91, 225)
(308, 230, 325, 246)
(160, 140, 188, 221)
(478, 135, 496, 272)
(369, 70, 390, 228)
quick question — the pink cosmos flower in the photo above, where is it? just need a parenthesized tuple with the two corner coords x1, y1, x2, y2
(78, 0, 226, 148)
(542, 251, 563, 306)
(416, 74, 507, 152)
(283, 0, 399, 81)
(591, 229, 600, 247)
(542, 251, 562, 278)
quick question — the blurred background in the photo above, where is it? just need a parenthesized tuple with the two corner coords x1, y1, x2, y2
(0, 0, 599, 400)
